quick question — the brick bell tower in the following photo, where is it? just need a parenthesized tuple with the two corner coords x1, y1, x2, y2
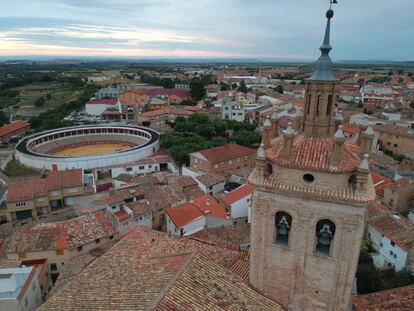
(249, 6, 376, 311)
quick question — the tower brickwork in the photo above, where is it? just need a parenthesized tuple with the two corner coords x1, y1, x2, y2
(249, 7, 375, 311)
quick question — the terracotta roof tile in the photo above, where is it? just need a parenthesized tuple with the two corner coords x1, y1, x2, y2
(199, 143, 256, 164)
(166, 203, 204, 229)
(0, 120, 30, 138)
(39, 226, 283, 311)
(7, 169, 83, 203)
(267, 135, 361, 173)
(222, 184, 253, 205)
(352, 284, 414, 311)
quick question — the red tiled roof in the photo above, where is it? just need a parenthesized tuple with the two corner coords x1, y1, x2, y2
(193, 194, 227, 219)
(0, 121, 30, 138)
(222, 184, 253, 205)
(375, 124, 414, 138)
(6, 212, 117, 252)
(113, 207, 131, 222)
(267, 135, 361, 173)
(352, 284, 414, 311)
(139, 107, 193, 118)
(126, 88, 191, 98)
(39, 226, 284, 311)
(367, 201, 393, 219)
(368, 213, 414, 251)
(7, 169, 83, 202)
(371, 172, 393, 197)
(166, 203, 205, 229)
(342, 123, 361, 135)
(386, 178, 414, 191)
(199, 143, 256, 164)
(87, 98, 117, 105)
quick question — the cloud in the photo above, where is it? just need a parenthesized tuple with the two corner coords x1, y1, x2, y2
(0, 0, 413, 60)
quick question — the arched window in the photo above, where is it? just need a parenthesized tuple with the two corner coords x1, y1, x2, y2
(348, 174, 357, 192)
(326, 95, 333, 115)
(307, 95, 312, 115)
(316, 95, 321, 116)
(266, 163, 273, 176)
(275, 212, 292, 247)
(315, 219, 336, 257)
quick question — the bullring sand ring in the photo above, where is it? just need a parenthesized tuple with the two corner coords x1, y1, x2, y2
(50, 142, 135, 157)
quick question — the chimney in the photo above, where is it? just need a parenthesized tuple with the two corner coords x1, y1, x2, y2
(329, 125, 345, 167)
(255, 143, 266, 178)
(262, 116, 272, 148)
(271, 110, 280, 139)
(356, 154, 370, 193)
(282, 122, 295, 158)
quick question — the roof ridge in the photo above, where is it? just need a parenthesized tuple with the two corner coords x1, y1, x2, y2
(149, 252, 196, 310)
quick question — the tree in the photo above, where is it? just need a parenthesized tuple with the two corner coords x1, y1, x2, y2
(189, 79, 206, 100)
(180, 99, 197, 106)
(275, 85, 284, 94)
(238, 80, 248, 93)
(233, 130, 262, 147)
(220, 82, 229, 91)
(160, 78, 175, 89)
(388, 70, 394, 76)
(231, 83, 238, 90)
(0, 111, 8, 126)
(35, 96, 46, 107)
(356, 263, 381, 294)
(398, 69, 404, 75)
(382, 270, 414, 290)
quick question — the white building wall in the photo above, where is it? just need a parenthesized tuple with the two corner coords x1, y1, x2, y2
(230, 195, 251, 219)
(368, 225, 409, 271)
(85, 104, 109, 116)
(166, 214, 205, 236)
(133, 212, 153, 228)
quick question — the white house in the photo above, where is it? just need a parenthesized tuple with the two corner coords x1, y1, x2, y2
(195, 174, 225, 195)
(222, 102, 245, 122)
(0, 266, 42, 311)
(165, 194, 231, 236)
(221, 184, 253, 219)
(367, 207, 414, 273)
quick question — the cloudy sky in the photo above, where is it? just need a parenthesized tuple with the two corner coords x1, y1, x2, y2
(0, 0, 412, 61)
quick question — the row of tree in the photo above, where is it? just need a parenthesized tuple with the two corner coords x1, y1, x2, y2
(161, 113, 260, 164)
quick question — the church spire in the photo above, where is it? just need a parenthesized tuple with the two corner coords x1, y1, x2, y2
(308, 8, 338, 82)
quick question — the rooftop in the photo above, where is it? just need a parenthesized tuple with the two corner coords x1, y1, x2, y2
(6, 211, 116, 253)
(375, 124, 414, 139)
(38, 226, 283, 311)
(0, 120, 30, 138)
(266, 134, 361, 173)
(7, 169, 83, 203)
(368, 213, 414, 251)
(196, 143, 256, 164)
(195, 174, 225, 187)
(353, 284, 414, 311)
(222, 184, 254, 205)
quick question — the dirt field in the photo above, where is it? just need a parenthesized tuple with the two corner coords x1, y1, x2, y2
(50, 143, 135, 157)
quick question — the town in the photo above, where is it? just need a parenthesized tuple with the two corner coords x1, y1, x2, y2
(0, 1, 414, 311)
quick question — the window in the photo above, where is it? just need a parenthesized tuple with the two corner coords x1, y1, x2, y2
(326, 95, 333, 115)
(77, 246, 83, 252)
(307, 95, 311, 115)
(380, 242, 383, 248)
(303, 174, 315, 184)
(266, 163, 273, 176)
(394, 144, 398, 148)
(50, 263, 57, 271)
(316, 95, 321, 115)
(16, 202, 26, 208)
(274, 212, 292, 247)
(24, 297, 29, 306)
(390, 241, 395, 247)
(315, 219, 336, 257)
(348, 175, 357, 191)
(95, 239, 100, 244)
(56, 249, 64, 256)
(126, 167, 132, 172)
(109, 235, 114, 240)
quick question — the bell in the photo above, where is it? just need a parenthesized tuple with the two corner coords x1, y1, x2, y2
(277, 216, 289, 236)
(318, 225, 332, 246)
